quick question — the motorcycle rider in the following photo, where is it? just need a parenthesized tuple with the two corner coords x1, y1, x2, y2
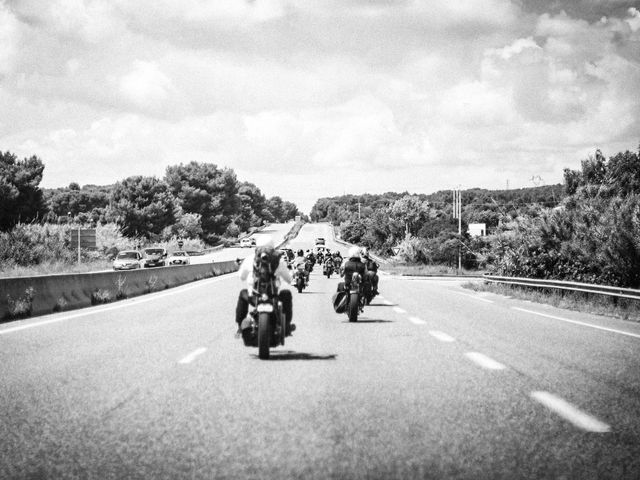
(292, 249, 310, 285)
(361, 248, 380, 295)
(341, 246, 366, 290)
(332, 250, 343, 268)
(235, 236, 294, 336)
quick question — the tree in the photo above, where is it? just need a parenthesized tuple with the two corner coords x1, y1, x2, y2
(109, 176, 176, 238)
(606, 148, 640, 197)
(0, 151, 47, 231)
(237, 182, 269, 230)
(281, 200, 300, 221)
(266, 196, 285, 222)
(165, 162, 241, 242)
(390, 195, 431, 236)
(47, 184, 110, 223)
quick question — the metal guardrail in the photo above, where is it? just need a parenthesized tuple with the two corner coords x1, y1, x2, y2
(483, 275, 640, 301)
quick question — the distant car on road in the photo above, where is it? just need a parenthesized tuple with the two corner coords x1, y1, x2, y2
(167, 250, 190, 266)
(113, 250, 143, 270)
(240, 237, 256, 248)
(315, 237, 325, 245)
(143, 247, 167, 268)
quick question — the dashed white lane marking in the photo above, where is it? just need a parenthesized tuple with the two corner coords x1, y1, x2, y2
(408, 316, 426, 325)
(531, 391, 611, 433)
(393, 306, 407, 314)
(456, 291, 494, 303)
(179, 347, 207, 364)
(0, 276, 231, 336)
(465, 352, 506, 370)
(429, 330, 455, 342)
(513, 307, 640, 340)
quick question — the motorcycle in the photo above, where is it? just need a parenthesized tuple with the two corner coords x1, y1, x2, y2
(293, 263, 307, 293)
(346, 272, 364, 322)
(362, 273, 377, 305)
(240, 254, 287, 360)
(323, 259, 334, 278)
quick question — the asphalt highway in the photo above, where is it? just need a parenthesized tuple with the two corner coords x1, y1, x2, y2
(1, 223, 639, 479)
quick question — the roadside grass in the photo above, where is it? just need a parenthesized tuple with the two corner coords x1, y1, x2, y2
(464, 281, 640, 322)
(0, 259, 113, 278)
(383, 262, 484, 277)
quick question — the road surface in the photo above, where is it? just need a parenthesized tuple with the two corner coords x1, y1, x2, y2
(1, 223, 639, 479)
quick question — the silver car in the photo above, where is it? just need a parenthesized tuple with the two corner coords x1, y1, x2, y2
(167, 251, 190, 265)
(113, 250, 143, 270)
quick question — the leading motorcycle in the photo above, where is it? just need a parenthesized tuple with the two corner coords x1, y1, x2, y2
(241, 254, 287, 360)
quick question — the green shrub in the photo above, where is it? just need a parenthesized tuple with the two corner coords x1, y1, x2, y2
(53, 296, 68, 312)
(6, 287, 35, 319)
(91, 289, 112, 305)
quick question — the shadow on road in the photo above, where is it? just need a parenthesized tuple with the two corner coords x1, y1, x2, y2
(253, 351, 337, 361)
(340, 319, 394, 323)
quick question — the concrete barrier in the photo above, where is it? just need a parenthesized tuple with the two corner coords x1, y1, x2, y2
(0, 261, 238, 321)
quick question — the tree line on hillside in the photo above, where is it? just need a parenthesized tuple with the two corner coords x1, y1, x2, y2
(310, 146, 640, 288)
(310, 185, 565, 264)
(0, 151, 301, 245)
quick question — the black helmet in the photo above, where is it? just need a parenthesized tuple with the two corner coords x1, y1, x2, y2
(297, 249, 304, 256)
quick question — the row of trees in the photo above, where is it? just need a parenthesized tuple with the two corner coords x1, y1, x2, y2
(310, 146, 640, 288)
(491, 147, 640, 287)
(311, 185, 565, 266)
(1, 152, 301, 244)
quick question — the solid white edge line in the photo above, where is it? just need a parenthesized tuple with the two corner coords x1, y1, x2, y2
(512, 307, 640, 340)
(465, 352, 506, 370)
(393, 306, 407, 314)
(531, 391, 611, 433)
(179, 347, 207, 364)
(408, 316, 426, 325)
(456, 291, 494, 303)
(0, 275, 231, 336)
(383, 300, 393, 306)
(429, 330, 455, 342)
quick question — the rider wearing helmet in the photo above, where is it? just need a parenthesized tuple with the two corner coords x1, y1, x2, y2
(341, 246, 366, 289)
(235, 236, 294, 335)
(361, 247, 380, 295)
(292, 249, 310, 284)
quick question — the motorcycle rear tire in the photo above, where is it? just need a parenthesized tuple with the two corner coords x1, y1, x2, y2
(348, 292, 359, 322)
(296, 278, 304, 293)
(258, 312, 272, 359)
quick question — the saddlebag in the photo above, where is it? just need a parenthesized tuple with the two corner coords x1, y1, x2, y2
(332, 290, 348, 313)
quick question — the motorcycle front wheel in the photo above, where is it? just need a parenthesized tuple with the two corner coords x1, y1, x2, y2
(258, 312, 272, 359)
(348, 292, 359, 322)
(296, 277, 304, 293)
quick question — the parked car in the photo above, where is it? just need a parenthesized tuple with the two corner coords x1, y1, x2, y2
(167, 250, 190, 266)
(240, 237, 256, 248)
(143, 247, 167, 268)
(315, 237, 325, 245)
(113, 250, 143, 270)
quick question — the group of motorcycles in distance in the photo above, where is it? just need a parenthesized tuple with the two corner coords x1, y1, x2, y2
(280, 243, 378, 323)
(279, 244, 342, 293)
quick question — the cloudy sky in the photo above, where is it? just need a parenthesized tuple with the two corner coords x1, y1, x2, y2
(1, 0, 639, 213)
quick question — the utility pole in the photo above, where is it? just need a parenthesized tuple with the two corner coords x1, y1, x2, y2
(358, 201, 361, 220)
(453, 188, 462, 274)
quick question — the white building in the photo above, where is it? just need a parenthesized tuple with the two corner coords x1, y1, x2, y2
(468, 223, 486, 237)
